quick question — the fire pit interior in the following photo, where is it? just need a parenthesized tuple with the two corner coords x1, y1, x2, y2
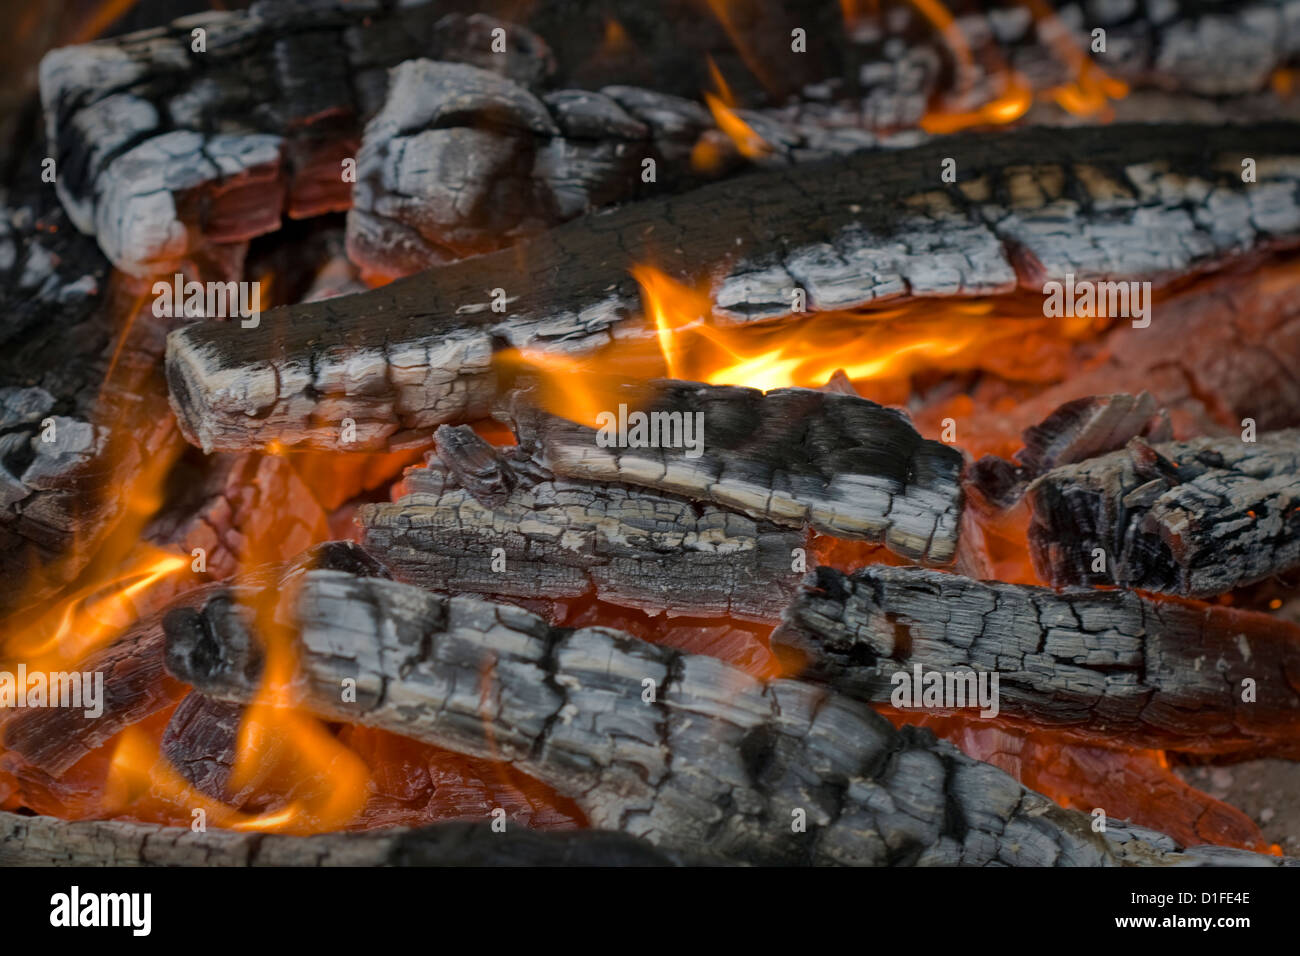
(2, 0, 1300, 868)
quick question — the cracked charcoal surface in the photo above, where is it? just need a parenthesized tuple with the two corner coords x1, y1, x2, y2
(0, 174, 178, 615)
(39, 2, 555, 276)
(970, 392, 1172, 506)
(0, 811, 696, 866)
(773, 565, 1300, 755)
(507, 382, 964, 565)
(347, 60, 719, 279)
(358, 424, 803, 623)
(163, 122, 1300, 454)
(1028, 429, 1300, 596)
(46, 2, 1300, 277)
(162, 569, 1293, 867)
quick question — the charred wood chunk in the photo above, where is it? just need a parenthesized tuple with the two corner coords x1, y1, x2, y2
(38, 3, 552, 275)
(0, 810, 697, 867)
(509, 382, 964, 565)
(162, 569, 1289, 866)
(160, 692, 245, 807)
(357, 425, 803, 623)
(0, 198, 127, 612)
(970, 392, 1171, 507)
(0, 595, 205, 776)
(164, 123, 1300, 454)
(1017, 392, 1172, 475)
(1027, 430, 1300, 597)
(773, 565, 1300, 755)
(347, 60, 721, 279)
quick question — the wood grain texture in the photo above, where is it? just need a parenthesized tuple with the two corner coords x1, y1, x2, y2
(772, 565, 1300, 755)
(0, 811, 695, 866)
(162, 569, 1291, 866)
(163, 122, 1300, 453)
(1028, 430, 1300, 596)
(507, 382, 964, 563)
(358, 424, 805, 623)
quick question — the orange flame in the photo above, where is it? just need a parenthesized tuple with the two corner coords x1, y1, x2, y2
(1024, 0, 1128, 117)
(920, 70, 1034, 134)
(2, 550, 188, 673)
(701, 58, 773, 162)
(221, 578, 370, 833)
(504, 264, 1108, 433)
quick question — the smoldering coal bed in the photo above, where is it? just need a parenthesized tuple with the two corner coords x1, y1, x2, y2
(2, 0, 1300, 868)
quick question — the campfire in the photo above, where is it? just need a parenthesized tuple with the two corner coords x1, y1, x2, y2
(2, 0, 1300, 869)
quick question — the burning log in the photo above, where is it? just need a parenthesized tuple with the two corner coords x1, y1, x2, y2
(164, 122, 1300, 454)
(506, 382, 964, 564)
(1, 542, 383, 779)
(0, 811, 695, 866)
(900, 714, 1273, 853)
(771, 565, 1300, 755)
(0, 599, 193, 777)
(358, 425, 804, 623)
(162, 569, 1289, 866)
(161, 692, 587, 829)
(1027, 430, 1300, 597)
(39, 3, 554, 275)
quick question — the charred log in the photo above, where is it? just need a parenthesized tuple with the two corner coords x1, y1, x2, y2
(39, 3, 554, 276)
(160, 690, 586, 829)
(772, 565, 1300, 755)
(506, 382, 964, 564)
(0, 811, 695, 866)
(163, 569, 1290, 866)
(358, 424, 803, 622)
(902, 713, 1272, 853)
(164, 123, 1300, 454)
(1027, 430, 1300, 597)
(0, 599, 193, 777)
(44, 0, 1300, 276)
(0, 542, 384, 780)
